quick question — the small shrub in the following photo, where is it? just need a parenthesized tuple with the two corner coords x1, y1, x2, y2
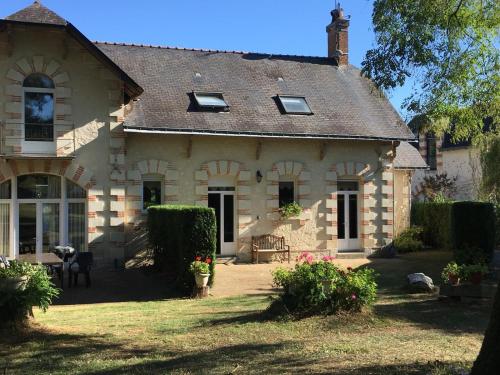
(271, 252, 377, 316)
(394, 226, 424, 253)
(451, 202, 496, 264)
(0, 261, 60, 326)
(148, 205, 216, 293)
(279, 202, 302, 219)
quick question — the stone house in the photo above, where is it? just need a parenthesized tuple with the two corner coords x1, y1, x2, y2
(0, 2, 425, 264)
(411, 124, 482, 201)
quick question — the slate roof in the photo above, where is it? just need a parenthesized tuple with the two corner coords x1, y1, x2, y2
(2, 2, 143, 98)
(394, 142, 427, 169)
(5, 1, 67, 26)
(96, 42, 415, 141)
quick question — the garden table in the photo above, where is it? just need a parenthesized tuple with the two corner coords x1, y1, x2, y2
(18, 253, 65, 289)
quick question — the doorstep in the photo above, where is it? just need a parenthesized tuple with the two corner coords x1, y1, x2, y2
(216, 256, 238, 265)
(335, 251, 367, 260)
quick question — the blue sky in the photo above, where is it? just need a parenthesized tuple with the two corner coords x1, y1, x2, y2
(3, 0, 412, 116)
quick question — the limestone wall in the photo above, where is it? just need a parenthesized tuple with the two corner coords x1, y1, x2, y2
(124, 134, 397, 260)
(0, 25, 124, 262)
(393, 170, 411, 237)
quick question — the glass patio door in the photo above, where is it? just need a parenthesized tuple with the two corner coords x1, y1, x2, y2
(208, 187, 236, 256)
(18, 202, 60, 255)
(337, 181, 361, 252)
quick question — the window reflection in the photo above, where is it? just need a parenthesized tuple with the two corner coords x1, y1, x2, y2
(17, 174, 61, 199)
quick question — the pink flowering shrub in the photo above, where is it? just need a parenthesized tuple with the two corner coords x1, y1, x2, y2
(272, 252, 377, 315)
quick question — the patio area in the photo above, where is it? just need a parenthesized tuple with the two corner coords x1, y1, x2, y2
(53, 255, 400, 305)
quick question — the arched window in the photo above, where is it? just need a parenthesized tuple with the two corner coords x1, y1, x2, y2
(23, 73, 55, 142)
(23, 73, 55, 89)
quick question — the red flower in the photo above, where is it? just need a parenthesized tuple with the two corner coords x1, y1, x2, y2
(195, 256, 202, 261)
(206, 258, 212, 264)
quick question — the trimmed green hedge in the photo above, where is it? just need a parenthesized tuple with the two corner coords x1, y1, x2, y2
(411, 202, 453, 249)
(148, 205, 216, 293)
(451, 202, 496, 264)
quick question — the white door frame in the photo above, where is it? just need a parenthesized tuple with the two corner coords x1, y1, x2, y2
(208, 189, 236, 256)
(337, 190, 361, 251)
(22, 86, 57, 155)
(17, 199, 62, 255)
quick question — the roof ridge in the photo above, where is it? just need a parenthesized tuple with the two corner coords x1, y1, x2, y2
(94, 40, 332, 60)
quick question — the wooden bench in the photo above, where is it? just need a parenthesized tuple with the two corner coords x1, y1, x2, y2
(251, 235, 290, 264)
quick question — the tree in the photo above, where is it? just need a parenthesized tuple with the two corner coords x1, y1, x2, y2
(479, 134, 500, 204)
(362, 0, 499, 142)
(470, 286, 500, 374)
(363, 3, 500, 370)
(419, 173, 457, 201)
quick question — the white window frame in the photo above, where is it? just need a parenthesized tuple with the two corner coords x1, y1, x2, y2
(7, 174, 88, 258)
(22, 84, 56, 155)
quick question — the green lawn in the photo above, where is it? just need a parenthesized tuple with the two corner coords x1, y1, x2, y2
(0, 251, 492, 374)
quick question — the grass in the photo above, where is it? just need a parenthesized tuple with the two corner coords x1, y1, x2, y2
(0, 250, 492, 374)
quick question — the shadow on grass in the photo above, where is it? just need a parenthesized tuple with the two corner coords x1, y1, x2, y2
(0, 327, 165, 374)
(327, 361, 468, 375)
(0, 326, 316, 375)
(54, 266, 182, 305)
(83, 342, 317, 375)
(374, 296, 491, 334)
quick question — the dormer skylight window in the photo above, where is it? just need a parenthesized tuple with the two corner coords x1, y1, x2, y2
(277, 95, 313, 115)
(193, 92, 229, 111)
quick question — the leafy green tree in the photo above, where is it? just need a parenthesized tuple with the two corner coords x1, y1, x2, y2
(362, 0, 499, 142)
(479, 134, 500, 204)
(363, 3, 500, 370)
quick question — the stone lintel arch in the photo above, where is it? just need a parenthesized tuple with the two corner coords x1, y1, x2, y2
(0, 158, 103, 247)
(125, 159, 179, 226)
(5, 56, 73, 156)
(324, 161, 376, 251)
(194, 160, 252, 259)
(266, 161, 312, 219)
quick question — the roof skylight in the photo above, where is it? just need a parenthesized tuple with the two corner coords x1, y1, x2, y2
(277, 95, 312, 115)
(193, 92, 229, 111)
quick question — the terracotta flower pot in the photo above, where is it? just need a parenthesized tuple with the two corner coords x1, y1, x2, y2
(448, 274, 460, 286)
(469, 272, 483, 285)
(195, 273, 210, 288)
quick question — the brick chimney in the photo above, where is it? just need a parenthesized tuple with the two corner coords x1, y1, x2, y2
(326, 3, 350, 65)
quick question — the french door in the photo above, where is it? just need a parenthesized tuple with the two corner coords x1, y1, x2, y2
(208, 188, 236, 256)
(337, 185, 361, 252)
(19, 201, 60, 255)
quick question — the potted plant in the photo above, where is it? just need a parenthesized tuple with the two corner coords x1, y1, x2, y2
(190, 257, 212, 288)
(279, 202, 302, 220)
(462, 263, 488, 285)
(441, 261, 462, 286)
(0, 262, 30, 292)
